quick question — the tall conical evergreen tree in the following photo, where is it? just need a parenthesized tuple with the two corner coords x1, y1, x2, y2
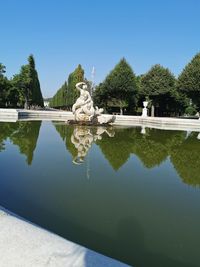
(28, 55, 44, 107)
(66, 64, 84, 107)
(10, 55, 44, 108)
(94, 58, 138, 114)
(50, 64, 84, 109)
(50, 82, 67, 108)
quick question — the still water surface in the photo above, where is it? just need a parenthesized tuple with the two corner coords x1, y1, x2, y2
(0, 121, 200, 267)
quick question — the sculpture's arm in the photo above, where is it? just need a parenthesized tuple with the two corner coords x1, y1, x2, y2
(76, 82, 86, 91)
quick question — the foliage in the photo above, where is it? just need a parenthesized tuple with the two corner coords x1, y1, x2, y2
(94, 58, 138, 114)
(53, 123, 77, 158)
(177, 53, 200, 109)
(50, 64, 84, 109)
(50, 82, 67, 108)
(184, 105, 197, 116)
(66, 64, 84, 107)
(0, 55, 43, 108)
(0, 121, 41, 164)
(170, 132, 200, 186)
(0, 122, 16, 151)
(28, 55, 44, 107)
(140, 64, 180, 116)
(96, 128, 135, 170)
(10, 121, 42, 164)
(0, 63, 10, 107)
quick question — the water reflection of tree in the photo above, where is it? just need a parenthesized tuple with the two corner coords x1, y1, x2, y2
(54, 124, 77, 158)
(97, 128, 136, 170)
(170, 132, 200, 186)
(53, 123, 200, 187)
(0, 122, 16, 151)
(97, 128, 185, 170)
(0, 121, 41, 164)
(132, 129, 186, 168)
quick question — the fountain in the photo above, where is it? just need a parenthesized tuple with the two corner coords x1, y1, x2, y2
(68, 82, 115, 125)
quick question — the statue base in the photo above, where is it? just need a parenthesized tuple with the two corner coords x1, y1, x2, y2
(67, 115, 116, 126)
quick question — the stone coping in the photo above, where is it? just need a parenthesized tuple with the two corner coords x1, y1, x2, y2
(0, 208, 130, 267)
(0, 108, 200, 131)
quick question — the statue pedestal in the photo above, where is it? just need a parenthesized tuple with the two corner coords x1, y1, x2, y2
(142, 108, 148, 117)
(76, 114, 90, 122)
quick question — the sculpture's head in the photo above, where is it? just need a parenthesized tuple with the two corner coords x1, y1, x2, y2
(82, 84, 87, 90)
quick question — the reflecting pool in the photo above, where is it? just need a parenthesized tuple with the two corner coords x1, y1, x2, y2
(0, 121, 200, 267)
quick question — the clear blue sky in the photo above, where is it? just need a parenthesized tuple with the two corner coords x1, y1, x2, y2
(1, 0, 200, 97)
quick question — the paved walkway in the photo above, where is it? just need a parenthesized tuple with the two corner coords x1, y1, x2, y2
(0, 209, 130, 267)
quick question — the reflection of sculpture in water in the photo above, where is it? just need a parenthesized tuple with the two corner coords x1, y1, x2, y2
(71, 126, 115, 164)
(72, 82, 115, 124)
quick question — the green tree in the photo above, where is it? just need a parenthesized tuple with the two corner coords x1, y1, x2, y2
(28, 55, 44, 107)
(50, 64, 84, 109)
(140, 64, 180, 116)
(66, 64, 84, 108)
(93, 83, 107, 110)
(0, 63, 6, 76)
(15, 65, 32, 108)
(50, 82, 67, 108)
(94, 58, 138, 115)
(177, 53, 200, 110)
(0, 63, 10, 107)
(7, 76, 21, 107)
(9, 55, 44, 109)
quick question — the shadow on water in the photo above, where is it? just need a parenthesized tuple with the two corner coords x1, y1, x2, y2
(7, 196, 196, 267)
(2, 195, 198, 267)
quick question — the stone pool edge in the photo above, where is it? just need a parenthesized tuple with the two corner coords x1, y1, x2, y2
(0, 207, 130, 267)
(0, 108, 200, 132)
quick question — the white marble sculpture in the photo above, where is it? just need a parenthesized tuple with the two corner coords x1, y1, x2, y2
(72, 82, 115, 124)
(142, 101, 148, 117)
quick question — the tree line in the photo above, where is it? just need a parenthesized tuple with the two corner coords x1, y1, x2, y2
(94, 53, 200, 116)
(1, 52, 200, 116)
(50, 64, 85, 109)
(0, 55, 44, 108)
(50, 52, 200, 116)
